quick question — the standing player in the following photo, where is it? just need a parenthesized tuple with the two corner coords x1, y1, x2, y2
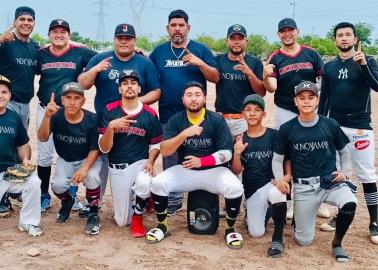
(273, 81, 357, 262)
(319, 22, 378, 244)
(0, 75, 42, 236)
(78, 23, 161, 210)
(38, 82, 102, 235)
(215, 24, 265, 137)
(145, 82, 244, 249)
(0, 6, 38, 129)
(262, 18, 328, 219)
(0, 6, 38, 217)
(36, 19, 97, 212)
(231, 94, 289, 257)
(98, 70, 162, 237)
(149, 10, 219, 215)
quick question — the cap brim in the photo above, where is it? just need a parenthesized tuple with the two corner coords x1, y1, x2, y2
(119, 75, 140, 85)
(115, 34, 135, 37)
(278, 25, 296, 31)
(227, 31, 246, 38)
(295, 89, 319, 96)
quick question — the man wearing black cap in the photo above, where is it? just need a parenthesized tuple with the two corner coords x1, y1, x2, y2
(215, 24, 265, 138)
(262, 18, 327, 219)
(98, 70, 162, 238)
(0, 6, 39, 217)
(38, 82, 102, 234)
(272, 81, 357, 262)
(149, 9, 219, 216)
(0, 6, 38, 129)
(231, 94, 289, 257)
(0, 75, 43, 236)
(35, 19, 98, 213)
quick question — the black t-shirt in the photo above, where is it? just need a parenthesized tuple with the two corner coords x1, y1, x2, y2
(215, 53, 263, 114)
(239, 128, 277, 199)
(319, 56, 378, 130)
(0, 35, 39, 103)
(99, 102, 163, 164)
(269, 45, 323, 113)
(164, 110, 233, 169)
(0, 109, 29, 172)
(274, 115, 349, 179)
(51, 109, 99, 162)
(36, 44, 97, 106)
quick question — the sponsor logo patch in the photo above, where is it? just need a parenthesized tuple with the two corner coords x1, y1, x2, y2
(355, 140, 370, 150)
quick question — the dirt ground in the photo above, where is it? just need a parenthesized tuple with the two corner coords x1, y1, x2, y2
(1, 82, 378, 270)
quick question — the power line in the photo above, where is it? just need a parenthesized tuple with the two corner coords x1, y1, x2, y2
(289, 0, 296, 19)
(94, 0, 108, 48)
(130, 0, 145, 36)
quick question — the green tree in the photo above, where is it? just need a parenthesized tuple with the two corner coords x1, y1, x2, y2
(136, 36, 153, 52)
(31, 33, 48, 46)
(246, 34, 276, 58)
(299, 35, 338, 56)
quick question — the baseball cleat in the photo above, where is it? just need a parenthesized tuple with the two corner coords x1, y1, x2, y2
(320, 217, 336, 232)
(71, 196, 83, 211)
(317, 203, 331, 218)
(85, 213, 101, 235)
(18, 223, 43, 237)
(56, 195, 75, 223)
(332, 245, 349, 263)
(79, 204, 90, 218)
(267, 241, 284, 258)
(369, 222, 378, 244)
(40, 193, 52, 213)
(167, 204, 183, 217)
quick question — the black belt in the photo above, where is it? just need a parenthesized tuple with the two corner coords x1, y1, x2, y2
(293, 176, 320, 185)
(109, 163, 129, 169)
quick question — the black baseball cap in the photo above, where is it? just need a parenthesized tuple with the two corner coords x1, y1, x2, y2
(61, 82, 84, 96)
(118, 70, 140, 85)
(0, 75, 11, 90)
(243, 94, 265, 110)
(227, 24, 247, 38)
(278, 18, 297, 32)
(15, 6, 35, 20)
(114, 23, 136, 38)
(294, 81, 319, 96)
(49, 19, 70, 32)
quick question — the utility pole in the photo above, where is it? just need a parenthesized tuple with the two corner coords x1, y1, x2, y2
(94, 0, 107, 51)
(129, 0, 145, 36)
(289, 0, 296, 19)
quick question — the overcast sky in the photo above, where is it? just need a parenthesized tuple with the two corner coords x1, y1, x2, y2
(2, 0, 378, 43)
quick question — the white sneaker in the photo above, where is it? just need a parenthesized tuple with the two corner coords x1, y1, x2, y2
(286, 200, 294, 220)
(18, 223, 43, 237)
(317, 203, 331, 218)
(72, 197, 83, 211)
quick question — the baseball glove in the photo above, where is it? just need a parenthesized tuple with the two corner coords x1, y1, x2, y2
(4, 164, 36, 183)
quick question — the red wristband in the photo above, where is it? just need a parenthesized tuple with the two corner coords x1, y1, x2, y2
(200, 155, 216, 167)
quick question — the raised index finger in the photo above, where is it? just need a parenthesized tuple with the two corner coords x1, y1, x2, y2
(356, 41, 362, 52)
(50, 93, 55, 103)
(103, 56, 113, 62)
(184, 47, 192, 54)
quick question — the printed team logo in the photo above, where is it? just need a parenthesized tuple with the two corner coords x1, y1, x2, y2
(123, 24, 128, 32)
(108, 69, 120, 80)
(355, 140, 370, 150)
(164, 59, 188, 67)
(302, 83, 311, 88)
(57, 19, 64, 25)
(338, 68, 348, 79)
(122, 70, 133, 75)
(233, 24, 242, 31)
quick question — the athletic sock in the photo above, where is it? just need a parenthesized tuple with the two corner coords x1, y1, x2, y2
(86, 187, 101, 211)
(362, 183, 378, 224)
(53, 190, 69, 201)
(152, 193, 169, 232)
(333, 202, 356, 247)
(38, 165, 51, 194)
(134, 196, 149, 215)
(271, 202, 287, 243)
(225, 196, 242, 229)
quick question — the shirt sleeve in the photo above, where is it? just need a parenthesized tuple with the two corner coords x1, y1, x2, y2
(252, 57, 263, 80)
(318, 68, 330, 116)
(214, 116, 233, 151)
(313, 50, 324, 76)
(83, 53, 101, 72)
(143, 59, 161, 94)
(331, 119, 350, 151)
(89, 115, 100, 151)
(98, 109, 110, 135)
(163, 114, 180, 140)
(83, 48, 98, 68)
(149, 114, 163, 144)
(15, 118, 29, 146)
(274, 126, 288, 156)
(200, 45, 218, 69)
(361, 56, 378, 91)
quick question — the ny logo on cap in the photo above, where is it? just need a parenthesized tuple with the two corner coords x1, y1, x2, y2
(57, 20, 63, 25)
(123, 24, 128, 32)
(233, 24, 242, 31)
(123, 70, 133, 75)
(302, 83, 311, 88)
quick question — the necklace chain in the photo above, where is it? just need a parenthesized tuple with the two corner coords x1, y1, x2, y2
(170, 40, 190, 60)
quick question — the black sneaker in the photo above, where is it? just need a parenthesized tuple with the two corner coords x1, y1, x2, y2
(369, 222, 378, 244)
(56, 195, 75, 223)
(0, 194, 11, 218)
(79, 204, 90, 218)
(85, 213, 101, 235)
(167, 204, 183, 217)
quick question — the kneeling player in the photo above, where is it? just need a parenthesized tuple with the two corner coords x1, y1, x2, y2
(231, 94, 290, 257)
(146, 82, 244, 249)
(98, 70, 162, 237)
(38, 82, 102, 235)
(0, 75, 42, 236)
(273, 81, 357, 262)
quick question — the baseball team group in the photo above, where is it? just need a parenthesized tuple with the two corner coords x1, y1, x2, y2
(0, 6, 378, 263)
